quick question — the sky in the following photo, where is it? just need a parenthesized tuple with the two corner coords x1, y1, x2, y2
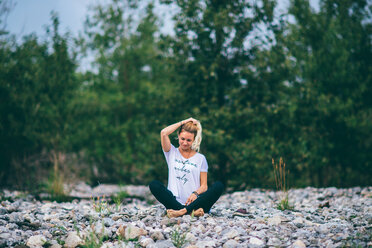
(7, 0, 94, 37)
(6, 0, 176, 39)
(5, 0, 319, 72)
(6, 0, 320, 38)
(5, 0, 176, 71)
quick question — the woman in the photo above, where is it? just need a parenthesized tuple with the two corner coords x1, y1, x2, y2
(149, 117, 224, 217)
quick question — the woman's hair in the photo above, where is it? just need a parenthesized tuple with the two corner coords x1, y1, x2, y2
(178, 121, 202, 152)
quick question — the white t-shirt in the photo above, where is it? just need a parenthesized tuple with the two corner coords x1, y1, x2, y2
(163, 144, 208, 205)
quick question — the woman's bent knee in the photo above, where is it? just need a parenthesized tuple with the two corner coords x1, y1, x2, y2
(213, 181, 224, 194)
(149, 180, 162, 192)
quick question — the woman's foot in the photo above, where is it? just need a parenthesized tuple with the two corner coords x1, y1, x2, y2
(167, 209, 187, 218)
(192, 208, 204, 217)
(167, 208, 204, 218)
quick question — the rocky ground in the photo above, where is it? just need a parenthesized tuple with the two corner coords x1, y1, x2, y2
(0, 183, 371, 248)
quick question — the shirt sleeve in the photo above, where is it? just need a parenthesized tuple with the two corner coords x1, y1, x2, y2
(163, 144, 175, 165)
(200, 155, 208, 172)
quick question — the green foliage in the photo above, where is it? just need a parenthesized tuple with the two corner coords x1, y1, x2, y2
(171, 226, 188, 248)
(70, 1, 174, 185)
(80, 222, 107, 248)
(341, 231, 372, 248)
(115, 190, 129, 200)
(1, 0, 371, 190)
(112, 189, 128, 211)
(0, 13, 77, 188)
(281, 0, 372, 187)
(42, 240, 52, 248)
(272, 157, 294, 210)
(272, 158, 288, 192)
(92, 195, 112, 215)
(162, 0, 282, 188)
(45, 171, 67, 202)
(276, 194, 294, 211)
(56, 238, 65, 246)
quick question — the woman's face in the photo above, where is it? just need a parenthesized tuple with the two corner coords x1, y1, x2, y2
(178, 130, 195, 151)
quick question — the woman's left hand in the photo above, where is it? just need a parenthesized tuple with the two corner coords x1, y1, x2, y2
(185, 193, 198, 205)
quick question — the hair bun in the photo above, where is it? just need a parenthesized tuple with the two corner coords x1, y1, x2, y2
(192, 121, 202, 152)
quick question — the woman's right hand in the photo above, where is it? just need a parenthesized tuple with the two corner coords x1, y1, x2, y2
(182, 117, 199, 125)
(161, 118, 199, 152)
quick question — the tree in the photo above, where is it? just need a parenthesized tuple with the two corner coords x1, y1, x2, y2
(283, 0, 372, 186)
(74, 0, 178, 184)
(161, 0, 281, 188)
(0, 14, 77, 188)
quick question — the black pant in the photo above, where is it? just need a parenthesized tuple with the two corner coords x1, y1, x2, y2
(149, 180, 224, 214)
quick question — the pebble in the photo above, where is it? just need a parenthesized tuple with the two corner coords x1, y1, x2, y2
(26, 235, 47, 248)
(152, 239, 174, 248)
(150, 230, 165, 241)
(223, 229, 239, 239)
(195, 240, 216, 247)
(0, 184, 370, 248)
(267, 215, 282, 225)
(291, 239, 306, 248)
(223, 239, 239, 248)
(64, 232, 84, 248)
(249, 236, 264, 246)
(139, 237, 154, 247)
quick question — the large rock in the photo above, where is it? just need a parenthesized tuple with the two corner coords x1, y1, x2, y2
(223, 229, 239, 239)
(117, 224, 148, 240)
(223, 239, 240, 248)
(49, 240, 62, 248)
(139, 237, 155, 247)
(26, 235, 47, 248)
(64, 232, 84, 248)
(267, 237, 281, 246)
(249, 237, 264, 246)
(153, 240, 175, 248)
(150, 231, 165, 241)
(291, 240, 306, 248)
(94, 222, 112, 238)
(267, 215, 282, 225)
(185, 233, 197, 244)
(195, 240, 216, 248)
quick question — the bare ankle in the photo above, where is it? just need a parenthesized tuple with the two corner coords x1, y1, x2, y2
(167, 208, 187, 218)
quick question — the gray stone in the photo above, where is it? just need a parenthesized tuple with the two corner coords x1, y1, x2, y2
(26, 235, 47, 248)
(64, 232, 84, 248)
(103, 217, 115, 227)
(0, 185, 371, 248)
(195, 240, 216, 248)
(267, 237, 281, 246)
(249, 237, 264, 246)
(293, 217, 305, 228)
(151, 231, 165, 241)
(8, 212, 23, 223)
(120, 224, 148, 240)
(0, 207, 7, 215)
(0, 232, 11, 240)
(267, 215, 282, 225)
(49, 240, 62, 248)
(291, 240, 306, 248)
(154, 240, 175, 248)
(214, 225, 223, 234)
(317, 224, 330, 234)
(223, 229, 239, 239)
(160, 218, 178, 227)
(186, 233, 197, 244)
(223, 239, 239, 248)
(139, 237, 155, 247)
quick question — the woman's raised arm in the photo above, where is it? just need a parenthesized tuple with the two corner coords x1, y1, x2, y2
(160, 118, 198, 152)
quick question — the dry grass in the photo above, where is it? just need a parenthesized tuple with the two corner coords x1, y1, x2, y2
(272, 157, 293, 210)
